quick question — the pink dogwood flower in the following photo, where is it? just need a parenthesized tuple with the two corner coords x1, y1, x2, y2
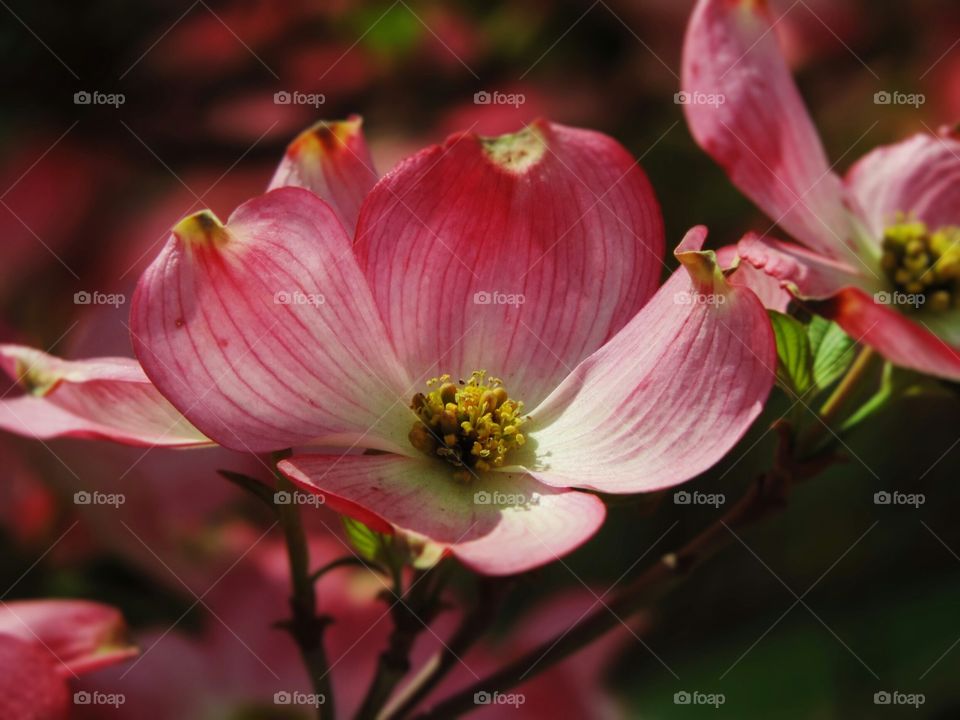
(0, 599, 136, 719)
(682, 0, 960, 380)
(1, 118, 775, 575)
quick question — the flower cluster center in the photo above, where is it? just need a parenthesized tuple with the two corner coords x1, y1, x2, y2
(882, 219, 960, 312)
(408, 371, 527, 478)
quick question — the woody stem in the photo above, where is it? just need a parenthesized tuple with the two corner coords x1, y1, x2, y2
(274, 461, 336, 719)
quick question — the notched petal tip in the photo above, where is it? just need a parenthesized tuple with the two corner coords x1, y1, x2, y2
(13, 360, 61, 397)
(728, 0, 770, 18)
(674, 226, 728, 294)
(478, 121, 548, 174)
(288, 115, 364, 159)
(0, 347, 62, 397)
(172, 209, 229, 249)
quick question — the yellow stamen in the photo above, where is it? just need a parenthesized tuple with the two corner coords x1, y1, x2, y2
(881, 218, 960, 312)
(407, 370, 527, 477)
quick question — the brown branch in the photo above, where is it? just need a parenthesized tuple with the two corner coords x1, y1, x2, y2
(408, 421, 831, 720)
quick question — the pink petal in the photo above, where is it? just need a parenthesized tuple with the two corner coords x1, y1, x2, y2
(278, 454, 606, 576)
(0, 346, 208, 447)
(131, 187, 415, 454)
(0, 635, 68, 720)
(808, 288, 960, 381)
(354, 119, 664, 407)
(716, 242, 792, 312)
(0, 599, 137, 676)
(737, 232, 873, 300)
(682, 0, 854, 260)
(267, 115, 378, 233)
(845, 132, 960, 238)
(527, 227, 776, 493)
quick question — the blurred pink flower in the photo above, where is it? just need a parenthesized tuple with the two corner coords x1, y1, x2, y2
(420, 591, 638, 719)
(0, 139, 108, 304)
(682, 0, 960, 379)
(1, 117, 775, 575)
(79, 531, 631, 718)
(76, 534, 382, 719)
(0, 440, 56, 544)
(0, 599, 136, 720)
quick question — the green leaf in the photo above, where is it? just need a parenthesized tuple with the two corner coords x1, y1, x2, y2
(768, 311, 813, 395)
(808, 317, 855, 389)
(342, 516, 383, 562)
(354, 4, 421, 57)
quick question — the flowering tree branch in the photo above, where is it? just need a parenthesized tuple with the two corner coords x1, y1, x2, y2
(356, 562, 451, 719)
(405, 420, 841, 719)
(274, 462, 336, 720)
(380, 578, 508, 720)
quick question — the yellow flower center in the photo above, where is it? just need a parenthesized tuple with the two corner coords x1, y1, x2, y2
(408, 370, 527, 480)
(882, 219, 960, 312)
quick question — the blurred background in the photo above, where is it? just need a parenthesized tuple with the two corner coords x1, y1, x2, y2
(1, 0, 960, 717)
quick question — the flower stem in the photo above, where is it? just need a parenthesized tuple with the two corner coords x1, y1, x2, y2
(356, 564, 448, 720)
(274, 469, 336, 719)
(405, 422, 834, 720)
(798, 346, 876, 455)
(819, 346, 876, 424)
(379, 578, 506, 720)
